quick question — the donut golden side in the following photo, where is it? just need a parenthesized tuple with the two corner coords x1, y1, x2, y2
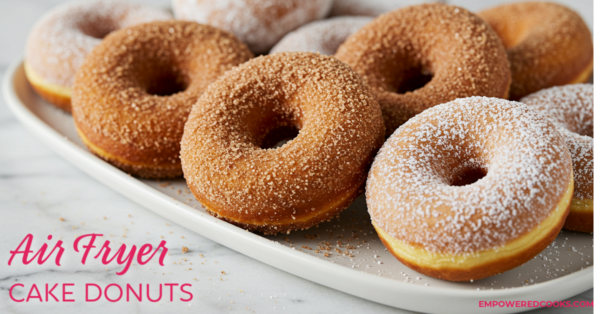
(25, 62, 72, 112)
(375, 178, 572, 281)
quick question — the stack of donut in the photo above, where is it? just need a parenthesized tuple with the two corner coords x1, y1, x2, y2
(25, 0, 593, 282)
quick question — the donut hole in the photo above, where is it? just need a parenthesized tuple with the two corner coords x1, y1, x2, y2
(260, 125, 300, 149)
(396, 67, 433, 94)
(78, 19, 120, 39)
(451, 166, 487, 186)
(145, 69, 190, 96)
(80, 26, 113, 39)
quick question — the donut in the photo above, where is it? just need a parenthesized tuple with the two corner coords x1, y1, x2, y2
(367, 97, 574, 281)
(171, 0, 333, 53)
(71, 21, 253, 179)
(180, 52, 385, 234)
(25, 0, 172, 112)
(521, 84, 593, 233)
(270, 16, 373, 56)
(330, 0, 444, 17)
(479, 2, 593, 100)
(335, 4, 511, 136)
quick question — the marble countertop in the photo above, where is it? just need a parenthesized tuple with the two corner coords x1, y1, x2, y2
(0, 0, 593, 313)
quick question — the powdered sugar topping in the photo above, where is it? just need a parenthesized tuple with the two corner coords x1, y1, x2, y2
(270, 16, 373, 55)
(366, 97, 572, 254)
(521, 84, 593, 200)
(25, 0, 171, 87)
(172, 0, 332, 53)
(330, 0, 444, 16)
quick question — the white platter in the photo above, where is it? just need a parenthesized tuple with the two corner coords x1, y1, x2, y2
(3, 58, 593, 314)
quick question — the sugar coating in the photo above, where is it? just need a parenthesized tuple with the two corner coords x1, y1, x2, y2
(479, 2, 593, 100)
(25, 0, 172, 87)
(72, 21, 252, 178)
(172, 0, 332, 53)
(335, 3, 511, 136)
(521, 84, 593, 200)
(330, 0, 444, 17)
(366, 97, 572, 255)
(270, 16, 373, 56)
(181, 52, 385, 234)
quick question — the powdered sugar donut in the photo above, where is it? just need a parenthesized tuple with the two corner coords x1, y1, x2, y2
(366, 97, 573, 281)
(270, 16, 373, 55)
(330, 0, 445, 17)
(172, 0, 333, 53)
(25, 0, 172, 112)
(521, 84, 593, 233)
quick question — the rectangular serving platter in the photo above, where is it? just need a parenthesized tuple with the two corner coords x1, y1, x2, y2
(3, 58, 593, 314)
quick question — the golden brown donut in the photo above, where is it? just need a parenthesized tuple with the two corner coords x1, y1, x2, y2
(180, 52, 385, 234)
(479, 2, 593, 100)
(522, 84, 593, 233)
(25, 0, 172, 112)
(367, 97, 573, 281)
(72, 21, 253, 178)
(335, 3, 511, 136)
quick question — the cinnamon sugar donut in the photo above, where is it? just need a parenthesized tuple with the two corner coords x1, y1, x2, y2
(180, 52, 385, 234)
(172, 0, 333, 53)
(72, 21, 253, 179)
(25, 0, 172, 112)
(335, 4, 511, 136)
(522, 84, 593, 233)
(367, 97, 573, 281)
(270, 16, 373, 55)
(479, 2, 593, 100)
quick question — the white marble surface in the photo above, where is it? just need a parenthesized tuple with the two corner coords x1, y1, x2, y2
(0, 0, 593, 313)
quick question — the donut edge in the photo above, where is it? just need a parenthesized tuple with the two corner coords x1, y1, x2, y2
(76, 126, 183, 179)
(24, 61, 72, 112)
(373, 176, 573, 282)
(568, 60, 594, 86)
(189, 180, 365, 235)
(563, 198, 593, 233)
